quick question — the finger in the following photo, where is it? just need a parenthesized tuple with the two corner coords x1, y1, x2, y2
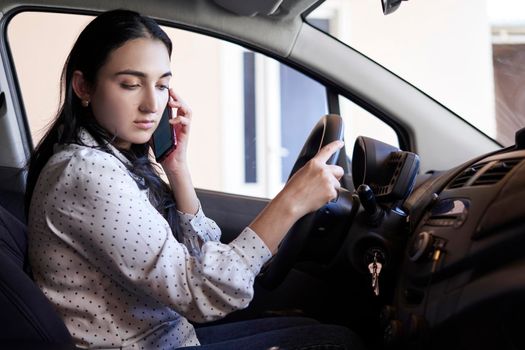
(315, 140, 344, 164)
(330, 177, 342, 190)
(169, 116, 191, 126)
(169, 89, 187, 105)
(169, 87, 178, 100)
(327, 164, 344, 180)
(326, 183, 340, 203)
(177, 105, 192, 118)
(168, 99, 187, 110)
(168, 99, 180, 108)
(168, 89, 191, 111)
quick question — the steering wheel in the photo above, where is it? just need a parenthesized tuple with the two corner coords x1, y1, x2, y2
(258, 114, 356, 289)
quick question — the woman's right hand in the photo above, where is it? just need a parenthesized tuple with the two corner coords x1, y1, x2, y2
(280, 140, 345, 220)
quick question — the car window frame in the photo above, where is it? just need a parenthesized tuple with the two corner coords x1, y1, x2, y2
(3, 5, 408, 154)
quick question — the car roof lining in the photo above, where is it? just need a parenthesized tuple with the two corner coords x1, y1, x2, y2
(211, 0, 320, 18)
(212, 0, 284, 16)
(0, 0, 320, 57)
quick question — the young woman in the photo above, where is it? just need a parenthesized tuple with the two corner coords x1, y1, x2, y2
(26, 9, 363, 350)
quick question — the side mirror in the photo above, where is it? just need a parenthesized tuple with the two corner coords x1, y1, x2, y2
(381, 0, 408, 15)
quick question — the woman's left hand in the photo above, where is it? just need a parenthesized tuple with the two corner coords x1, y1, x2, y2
(160, 88, 192, 171)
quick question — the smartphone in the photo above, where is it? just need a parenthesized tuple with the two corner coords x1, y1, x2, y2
(152, 106, 177, 162)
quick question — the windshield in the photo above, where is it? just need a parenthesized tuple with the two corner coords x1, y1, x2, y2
(307, 0, 525, 147)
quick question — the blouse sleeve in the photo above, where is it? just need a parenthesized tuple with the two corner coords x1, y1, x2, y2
(177, 205, 222, 257)
(44, 147, 272, 323)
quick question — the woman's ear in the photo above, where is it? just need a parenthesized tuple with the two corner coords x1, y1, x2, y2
(71, 70, 92, 106)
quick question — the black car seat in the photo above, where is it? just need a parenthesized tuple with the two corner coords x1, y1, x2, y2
(0, 203, 74, 349)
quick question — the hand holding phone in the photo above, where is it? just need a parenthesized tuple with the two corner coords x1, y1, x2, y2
(152, 105, 177, 162)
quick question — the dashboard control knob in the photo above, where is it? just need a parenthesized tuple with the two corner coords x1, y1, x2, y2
(408, 231, 434, 262)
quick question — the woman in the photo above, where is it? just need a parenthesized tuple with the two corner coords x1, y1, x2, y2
(26, 9, 363, 350)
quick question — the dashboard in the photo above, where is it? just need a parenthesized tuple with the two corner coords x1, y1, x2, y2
(389, 150, 525, 348)
(347, 135, 525, 349)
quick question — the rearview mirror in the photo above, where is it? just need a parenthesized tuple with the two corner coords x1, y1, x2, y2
(382, 0, 407, 15)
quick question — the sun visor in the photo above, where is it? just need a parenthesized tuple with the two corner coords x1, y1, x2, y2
(212, 0, 283, 16)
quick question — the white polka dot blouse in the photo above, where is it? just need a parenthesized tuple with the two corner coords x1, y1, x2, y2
(27, 129, 272, 349)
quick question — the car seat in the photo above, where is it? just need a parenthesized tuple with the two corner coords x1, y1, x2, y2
(0, 203, 74, 349)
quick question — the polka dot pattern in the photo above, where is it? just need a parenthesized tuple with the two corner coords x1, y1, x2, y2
(27, 130, 272, 349)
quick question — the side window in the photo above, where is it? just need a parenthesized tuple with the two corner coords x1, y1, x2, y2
(8, 11, 398, 199)
(339, 95, 399, 152)
(8, 12, 93, 142)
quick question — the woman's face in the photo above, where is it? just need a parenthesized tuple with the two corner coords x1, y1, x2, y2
(89, 37, 171, 149)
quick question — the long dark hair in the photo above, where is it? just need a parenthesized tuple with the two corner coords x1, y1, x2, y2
(25, 9, 179, 232)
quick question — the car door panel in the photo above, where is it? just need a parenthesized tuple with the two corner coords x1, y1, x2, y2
(197, 188, 269, 243)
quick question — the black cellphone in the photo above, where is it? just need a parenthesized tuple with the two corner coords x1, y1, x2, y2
(152, 106, 176, 162)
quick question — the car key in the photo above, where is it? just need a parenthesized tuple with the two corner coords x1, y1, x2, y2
(368, 261, 378, 296)
(368, 254, 382, 296)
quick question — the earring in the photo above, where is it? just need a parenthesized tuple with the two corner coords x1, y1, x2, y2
(81, 100, 90, 107)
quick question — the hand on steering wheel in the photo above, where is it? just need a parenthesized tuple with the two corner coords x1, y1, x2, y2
(258, 114, 357, 289)
(283, 140, 345, 216)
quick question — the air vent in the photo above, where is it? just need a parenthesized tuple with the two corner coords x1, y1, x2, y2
(471, 159, 521, 186)
(447, 163, 486, 189)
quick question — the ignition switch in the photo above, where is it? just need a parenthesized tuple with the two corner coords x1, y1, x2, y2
(363, 247, 387, 268)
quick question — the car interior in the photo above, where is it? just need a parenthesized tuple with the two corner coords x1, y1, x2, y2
(1, 0, 523, 349)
